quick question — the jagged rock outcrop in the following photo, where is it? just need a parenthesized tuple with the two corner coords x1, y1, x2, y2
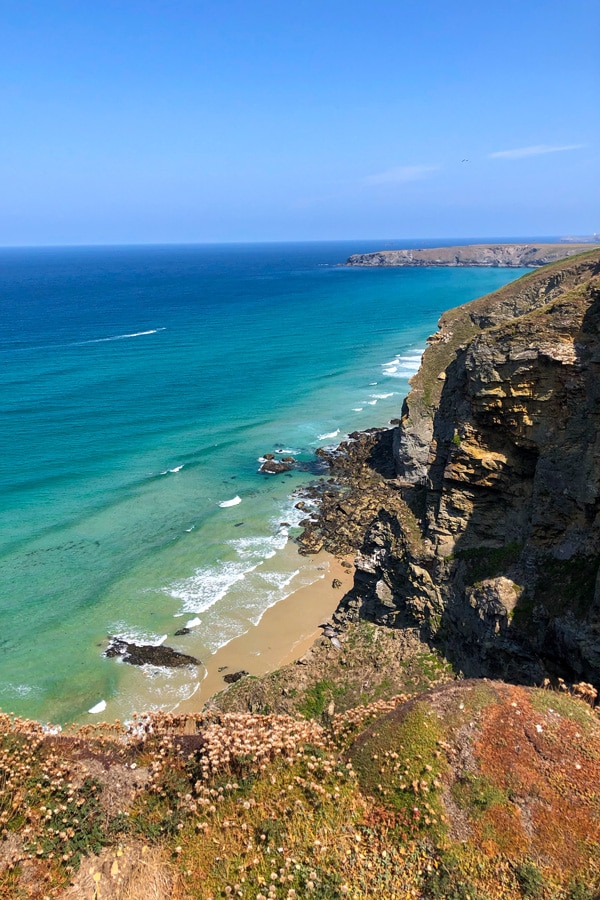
(346, 242, 597, 268)
(305, 249, 600, 688)
(105, 638, 201, 667)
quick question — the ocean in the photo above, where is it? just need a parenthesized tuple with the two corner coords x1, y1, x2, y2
(0, 241, 527, 723)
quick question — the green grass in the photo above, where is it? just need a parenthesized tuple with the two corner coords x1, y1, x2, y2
(452, 773, 509, 816)
(533, 554, 600, 618)
(454, 542, 524, 584)
(350, 701, 447, 839)
(298, 680, 340, 720)
(513, 859, 546, 898)
(530, 688, 598, 732)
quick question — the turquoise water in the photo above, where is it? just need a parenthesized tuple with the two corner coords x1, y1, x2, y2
(0, 242, 526, 722)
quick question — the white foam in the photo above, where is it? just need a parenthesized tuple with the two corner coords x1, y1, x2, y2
(257, 568, 300, 590)
(185, 617, 201, 629)
(185, 525, 195, 532)
(318, 429, 340, 440)
(275, 448, 300, 455)
(78, 328, 166, 345)
(88, 700, 107, 714)
(168, 560, 255, 613)
(367, 399, 378, 405)
(372, 392, 395, 399)
(169, 465, 184, 473)
(164, 495, 335, 655)
(352, 407, 363, 412)
(0, 683, 39, 698)
(369, 382, 378, 386)
(381, 349, 424, 379)
(167, 525, 289, 615)
(219, 495, 242, 508)
(249, 568, 325, 628)
(274, 497, 316, 531)
(383, 363, 420, 379)
(232, 531, 288, 560)
(109, 626, 170, 647)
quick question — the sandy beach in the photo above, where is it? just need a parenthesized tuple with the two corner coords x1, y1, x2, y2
(175, 549, 354, 713)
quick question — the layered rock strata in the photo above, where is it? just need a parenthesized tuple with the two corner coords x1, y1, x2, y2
(346, 243, 596, 268)
(301, 249, 600, 688)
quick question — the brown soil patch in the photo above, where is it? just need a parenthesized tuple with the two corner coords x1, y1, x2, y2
(59, 842, 174, 900)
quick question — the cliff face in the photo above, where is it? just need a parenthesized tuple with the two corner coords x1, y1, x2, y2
(328, 250, 600, 687)
(346, 243, 597, 268)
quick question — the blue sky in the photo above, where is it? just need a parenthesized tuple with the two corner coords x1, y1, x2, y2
(1, 0, 598, 245)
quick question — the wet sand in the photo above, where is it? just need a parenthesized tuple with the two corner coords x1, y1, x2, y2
(176, 550, 354, 712)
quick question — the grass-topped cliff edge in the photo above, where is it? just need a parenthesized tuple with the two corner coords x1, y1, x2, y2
(345, 243, 598, 269)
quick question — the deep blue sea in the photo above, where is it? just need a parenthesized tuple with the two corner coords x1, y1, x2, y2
(0, 241, 527, 723)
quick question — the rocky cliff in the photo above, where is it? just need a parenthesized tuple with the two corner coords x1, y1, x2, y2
(346, 242, 596, 268)
(303, 249, 600, 689)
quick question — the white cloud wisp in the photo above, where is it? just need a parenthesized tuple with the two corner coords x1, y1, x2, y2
(489, 144, 585, 160)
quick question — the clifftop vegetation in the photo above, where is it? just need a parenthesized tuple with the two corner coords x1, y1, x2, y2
(0, 677, 598, 899)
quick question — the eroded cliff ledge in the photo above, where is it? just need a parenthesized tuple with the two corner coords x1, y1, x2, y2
(346, 242, 597, 268)
(303, 249, 600, 688)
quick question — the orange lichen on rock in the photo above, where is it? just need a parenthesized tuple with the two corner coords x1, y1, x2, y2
(473, 683, 600, 878)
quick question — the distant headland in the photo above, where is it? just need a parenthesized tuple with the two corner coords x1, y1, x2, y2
(345, 242, 598, 268)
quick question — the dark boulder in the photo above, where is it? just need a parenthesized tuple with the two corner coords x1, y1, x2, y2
(223, 670, 249, 684)
(105, 638, 201, 668)
(259, 452, 297, 474)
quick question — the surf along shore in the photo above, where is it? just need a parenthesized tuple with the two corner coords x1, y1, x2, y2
(178, 422, 401, 712)
(179, 423, 399, 713)
(175, 549, 354, 712)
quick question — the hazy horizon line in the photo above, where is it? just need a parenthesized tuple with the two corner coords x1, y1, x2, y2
(1, 233, 596, 251)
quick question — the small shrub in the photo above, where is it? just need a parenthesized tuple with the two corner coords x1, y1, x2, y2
(26, 777, 111, 868)
(452, 773, 508, 815)
(299, 680, 337, 719)
(421, 850, 484, 899)
(514, 859, 545, 898)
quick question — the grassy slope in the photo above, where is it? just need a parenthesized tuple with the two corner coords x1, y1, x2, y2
(0, 681, 598, 899)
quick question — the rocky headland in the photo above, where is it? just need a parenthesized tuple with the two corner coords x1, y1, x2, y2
(346, 242, 596, 268)
(294, 247, 600, 690)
